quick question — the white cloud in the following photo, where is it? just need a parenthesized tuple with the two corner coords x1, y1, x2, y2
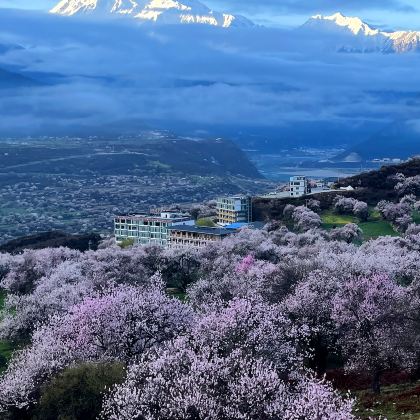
(0, 9, 420, 137)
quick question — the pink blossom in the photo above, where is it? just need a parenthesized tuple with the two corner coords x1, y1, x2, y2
(235, 254, 255, 274)
(102, 298, 354, 420)
(0, 282, 193, 410)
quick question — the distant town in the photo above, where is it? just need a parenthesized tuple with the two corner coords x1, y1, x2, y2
(0, 136, 275, 244)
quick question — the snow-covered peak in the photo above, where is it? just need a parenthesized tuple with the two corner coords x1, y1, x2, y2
(51, 0, 111, 16)
(50, 0, 254, 28)
(383, 30, 420, 53)
(309, 12, 380, 36)
(303, 12, 420, 53)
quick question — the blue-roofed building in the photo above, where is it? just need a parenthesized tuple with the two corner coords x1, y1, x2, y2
(225, 221, 265, 230)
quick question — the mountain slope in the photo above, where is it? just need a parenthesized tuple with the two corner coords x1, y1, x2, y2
(50, 0, 254, 27)
(302, 12, 420, 53)
(0, 136, 263, 178)
(339, 121, 420, 161)
(304, 12, 381, 37)
(335, 157, 420, 194)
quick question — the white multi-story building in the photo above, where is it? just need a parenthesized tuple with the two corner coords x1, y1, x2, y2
(114, 212, 194, 246)
(216, 196, 252, 226)
(289, 176, 308, 197)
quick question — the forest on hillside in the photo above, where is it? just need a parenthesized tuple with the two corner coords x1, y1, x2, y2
(0, 170, 419, 419)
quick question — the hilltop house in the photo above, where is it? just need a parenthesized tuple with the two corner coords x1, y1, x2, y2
(216, 196, 252, 226)
(289, 176, 309, 197)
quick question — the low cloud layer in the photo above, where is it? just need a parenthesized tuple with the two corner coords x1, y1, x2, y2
(0, 9, 419, 141)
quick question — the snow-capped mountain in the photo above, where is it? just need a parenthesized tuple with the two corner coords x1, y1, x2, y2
(305, 12, 381, 37)
(384, 31, 420, 53)
(302, 12, 420, 53)
(50, 0, 254, 28)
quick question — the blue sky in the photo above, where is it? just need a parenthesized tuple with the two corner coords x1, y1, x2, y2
(3, 0, 420, 29)
(2, 0, 53, 10)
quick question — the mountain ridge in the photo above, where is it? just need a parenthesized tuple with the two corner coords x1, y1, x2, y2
(49, 4, 420, 53)
(303, 12, 420, 53)
(50, 0, 254, 28)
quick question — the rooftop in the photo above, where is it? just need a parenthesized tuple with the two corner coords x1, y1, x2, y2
(168, 225, 237, 236)
(115, 213, 192, 222)
(217, 195, 251, 200)
(225, 222, 265, 230)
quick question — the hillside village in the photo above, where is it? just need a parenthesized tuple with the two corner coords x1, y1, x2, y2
(114, 177, 351, 248)
(0, 136, 274, 244)
(1, 158, 418, 254)
(113, 158, 420, 250)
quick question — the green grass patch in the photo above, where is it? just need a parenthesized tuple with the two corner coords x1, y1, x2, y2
(359, 220, 399, 240)
(196, 218, 217, 228)
(321, 211, 357, 230)
(166, 288, 187, 302)
(355, 381, 420, 419)
(369, 208, 382, 221)
(0, 340, 14, 372)
(413, 211, 420, 224)
(118, 238, 135, 249)
(0, 290, 15, 373)
(321, 210, 399, 241)
(0, 290, 5, 311)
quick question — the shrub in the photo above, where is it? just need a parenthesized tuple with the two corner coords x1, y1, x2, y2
(353, 201, 369, 221)
(196, 218, 216, 227)
(283, 204, 296, 220)
(334, 196, 369, 221)
(34, 362, 125, 420)
(118, 238, 135, 249)
(329, 223, 363, 244)
(292, 206, 322, 231)
(307, 199, 321, 213)
(395, 175, 420, 196)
